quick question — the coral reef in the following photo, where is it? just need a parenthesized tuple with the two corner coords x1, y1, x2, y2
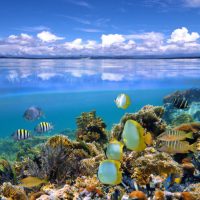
(123, 147, 183, 185)
(163, 88, 200, 104)
(76, 110, 108, 144)
(14, 135, 105, 184)
(163, 89, 200, 125)
(0, 159, 16, 185)
(111, 105, 166, 140)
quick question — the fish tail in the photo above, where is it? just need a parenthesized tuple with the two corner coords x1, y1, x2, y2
(190, 142, 197, 152)
(186, 132, 193, 139)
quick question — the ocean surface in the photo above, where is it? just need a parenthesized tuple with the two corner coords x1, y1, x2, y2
(0, 58, 200, 138)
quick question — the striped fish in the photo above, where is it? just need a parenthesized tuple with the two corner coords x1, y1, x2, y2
(158, 140, 197, 154)
(173, 97, 189, 109)
(35, 122, 53, 133)
(157, 129, 193, 141)
(12, 129, 31, 141)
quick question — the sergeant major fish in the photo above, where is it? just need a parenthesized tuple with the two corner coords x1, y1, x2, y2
(35, 122, 53, 133)
(157, 129, 193, 141)
(158, 140, 197, 154)
(173, 97, 189, 109)
(12, 129, 31, 141)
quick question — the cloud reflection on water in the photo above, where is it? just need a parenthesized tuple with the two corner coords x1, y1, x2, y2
(0, 58, 200, 95)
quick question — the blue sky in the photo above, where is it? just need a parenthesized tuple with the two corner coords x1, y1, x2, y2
(1, 0, 200, 56)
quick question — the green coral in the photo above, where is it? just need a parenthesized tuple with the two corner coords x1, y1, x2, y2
(172, 113, 194, 126)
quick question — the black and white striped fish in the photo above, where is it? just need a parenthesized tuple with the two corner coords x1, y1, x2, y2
(34, 122, 53, 133)
(12, 129, 31, 141)
(173, 97, 189, 109)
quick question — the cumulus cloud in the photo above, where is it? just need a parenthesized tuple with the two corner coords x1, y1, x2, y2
(0, 27, 200, 57)
(167, 27, 200, 43)
(37, 31, 64, 42)
(101, 34, 125, 47)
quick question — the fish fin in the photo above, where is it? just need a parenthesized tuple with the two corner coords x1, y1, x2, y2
(190, 142, 197, 152)
(144, 132, 153, 146)
(186, 132, 193, 139)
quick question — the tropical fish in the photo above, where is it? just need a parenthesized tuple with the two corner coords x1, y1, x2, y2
(157, 129, 193, 141)
(34, 122, 53, 133)
(23, 106, 44, 121)
(98, 160, 122, 185)
(114, 93, 131, 109)
(158, 141, 197, 154)
(12, 129, 31, 141)
(106, 139, 124, 161)
(122, 120, 149, 152)
(19, 176, 47, 188)
(163, 174, 182, 189)
(173, 97, 189, 109)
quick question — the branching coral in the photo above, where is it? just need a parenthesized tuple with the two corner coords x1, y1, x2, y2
(15, 135, 105, 185)
(111, 105, 166, 140)
(122, 147, 183, 185)
(76, 110, 108, 144)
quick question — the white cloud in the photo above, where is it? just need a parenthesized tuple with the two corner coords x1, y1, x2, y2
(168, 27, 200, 43)
(101, 34, 125, 47)
(37, 31, 64, 42)
(184, 0, 200, 7)
(0, 27, 200, 57)
(64, 38, 83, 50)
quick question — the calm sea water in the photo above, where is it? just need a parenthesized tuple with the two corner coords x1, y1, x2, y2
(0, 58, 200, 138)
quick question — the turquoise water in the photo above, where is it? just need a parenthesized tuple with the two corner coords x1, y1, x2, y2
(0, 58, 200, 138)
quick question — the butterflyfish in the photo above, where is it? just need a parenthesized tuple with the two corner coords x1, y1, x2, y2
(98, 160, 122, 185)
(106, 139, 124, 161)
(115, 93, 131, 109)
(122, 120, 148, 152)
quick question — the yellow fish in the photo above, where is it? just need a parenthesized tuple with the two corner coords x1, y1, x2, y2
(122, 120, 147, 152)
(158, 141, 197, 154)
(106, 139, 124, 161)
(115, 93, 131, 109)
(157, 129, 193, 141)
(97, 160, 122, 185)
(19, 176, 47, 188)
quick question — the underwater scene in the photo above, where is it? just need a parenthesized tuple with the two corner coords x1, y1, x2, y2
(0, 58, 200, 200)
